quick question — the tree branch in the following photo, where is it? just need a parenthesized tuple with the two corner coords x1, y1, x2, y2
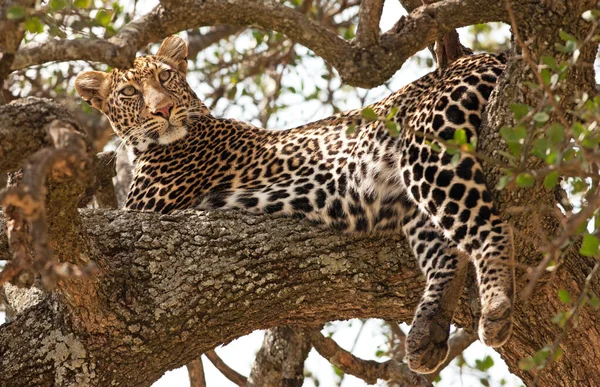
(308, 329, 431, 386)
(0, 99, 96, 288)
(186, 358, 206, 387)
(10, 0, 508, 87)
(186, 26, 243, 60)
(355, 0, 384, 47)
(425, 329, 477, 382)
(205, 350, 247, 386)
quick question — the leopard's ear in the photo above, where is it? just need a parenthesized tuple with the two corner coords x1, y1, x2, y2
(156, 36, 188, 75)
(75, 71, 110, 111)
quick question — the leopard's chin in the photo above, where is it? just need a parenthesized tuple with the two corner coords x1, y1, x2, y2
(157, 124, 188, 145)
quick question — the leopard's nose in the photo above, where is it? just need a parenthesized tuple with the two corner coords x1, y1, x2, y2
(150, 103, 173, 119)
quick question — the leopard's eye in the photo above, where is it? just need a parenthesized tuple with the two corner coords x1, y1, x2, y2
(120, 86, 137, 96)
(158, 71, 171, 82)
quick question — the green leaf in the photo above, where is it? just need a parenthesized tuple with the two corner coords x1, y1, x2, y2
(345, 124, 356, 136)
(533, 347, 551, 364)
(74, 0, 92, 8)
(543, 171, 559, 190)
(385, 121, 399, 137)
(553, 347, 564, 362)
(588, 293, 600, 308)
(6, 5, 26, 20)
(518, 357, 536, 370)
(361, 107, 379, 121)
(454, 129, 468, 145)
(540, 55, 557, 70)
(580, 234, 599, 257)
(540, 68, 551, 86)
(509, 103, 530, 121)
(496, 175, 512, 190)
(565, 40, 577, 52)
(480, 378, 490, 387)
(451, 152, 461, 166)
(559, 29, 577, 42)
(533, 112, 550, 124)
(426, 140, 442, 153)
(516, 173, 535, 188)
(547, 123, 565, 144)
(558, 289, 572, 303)
(95, 9, 114, 27)
(49, 0, 68, 11)
(342, 25, 355, 40)
(386, 107, 398, 121)
(551, 311, 568, 327)
(532, 138, 549, 159)
(523, 81, 540, 90)
(332, 364, 344, 377)
(475, 355, 494, 372)
(24, 17, 44, 34)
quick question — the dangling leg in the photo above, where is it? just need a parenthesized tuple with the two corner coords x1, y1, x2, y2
(401, 202, 469, 373)
(401, 149, 515, 349)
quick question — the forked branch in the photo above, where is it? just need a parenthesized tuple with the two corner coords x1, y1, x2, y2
(9, 0, 508, 87)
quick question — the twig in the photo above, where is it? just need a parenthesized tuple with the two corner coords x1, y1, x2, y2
(205, 349, 248, 386)
(307, 329, 431, 386)
(186, 358, 207, 387)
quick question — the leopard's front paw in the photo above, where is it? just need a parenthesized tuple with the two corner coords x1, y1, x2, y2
(406, 316, 451, 374)
(479, 294, 513, 347)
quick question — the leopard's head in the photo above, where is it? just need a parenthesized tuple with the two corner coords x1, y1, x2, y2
(75, 36, 210, 151)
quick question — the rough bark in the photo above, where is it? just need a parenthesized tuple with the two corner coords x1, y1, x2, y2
(186, 358, 206, 387)
(248, 326, 311, 387)
(0, 209, 420, 387)
(451, 1, 600, 386)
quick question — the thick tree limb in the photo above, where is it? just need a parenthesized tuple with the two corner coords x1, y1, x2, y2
(0, 208, 422, 386)
(10, 0, 508, 87)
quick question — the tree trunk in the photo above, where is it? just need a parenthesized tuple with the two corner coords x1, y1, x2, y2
(451, 1, 600, 385)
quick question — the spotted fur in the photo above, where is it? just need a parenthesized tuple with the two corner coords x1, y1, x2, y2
(75, 36, 515, 374)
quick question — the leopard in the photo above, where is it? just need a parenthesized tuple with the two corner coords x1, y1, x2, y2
(75, 36, 515, 374)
